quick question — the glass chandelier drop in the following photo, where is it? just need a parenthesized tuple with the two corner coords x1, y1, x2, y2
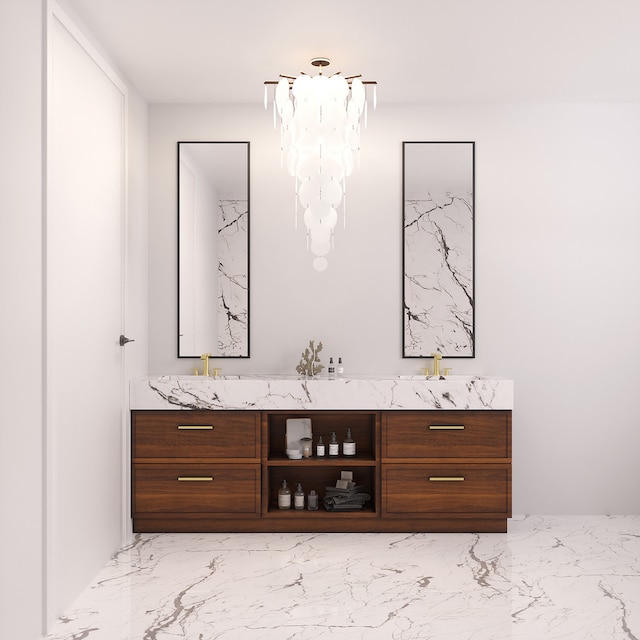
(265, 58, 377, 271)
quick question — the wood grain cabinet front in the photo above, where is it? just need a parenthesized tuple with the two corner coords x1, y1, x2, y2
(132, 410, 262, 532)
(381, 410, 512, 530)
(131, 408, 511, 533)
(383, 411, 510, 460)
(383, 464, 511, 516)
(132, 464, 260, 516)
(132, 410, 260, 461)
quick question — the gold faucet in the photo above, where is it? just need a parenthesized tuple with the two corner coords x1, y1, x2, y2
(200, 353, 211, 377)
(431, 352, 442, 377)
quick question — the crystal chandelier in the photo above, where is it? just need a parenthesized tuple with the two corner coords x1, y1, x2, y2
(265, 58, 377, 271)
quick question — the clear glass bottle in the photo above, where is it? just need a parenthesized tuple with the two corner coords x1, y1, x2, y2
(343, 427, 356, 456)
(337, 357, 344, 378)
(278, 479, 291, 510)
(328, 357, 335, 379)
(294, 483, 305, 510)
(300, 437, 312, 458)
(307, 489, 319, 510)
(329, 431, 339, 456)
(316, 435, 325, 457)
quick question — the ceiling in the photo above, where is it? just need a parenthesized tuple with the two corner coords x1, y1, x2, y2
(61, 0, 640, 104)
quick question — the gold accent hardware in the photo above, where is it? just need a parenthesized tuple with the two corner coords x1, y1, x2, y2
(443, 367, 452, 376)
(200, 353, 212, 376)
(429, 425, 465, 430)
(177, 425, 214, 430)
(420, 367, 430, 376)
(429, 476, 465, 482)
(212, 367, 221, 378)
(431, 352, 442, 376)
(177, 476, 214, 482)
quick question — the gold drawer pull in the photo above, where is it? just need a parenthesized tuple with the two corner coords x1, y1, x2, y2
(429, 476, 465, 482)
(177, 425, 214, 430)
(429, 425, 465, 430)
(177, 476, 214, 482)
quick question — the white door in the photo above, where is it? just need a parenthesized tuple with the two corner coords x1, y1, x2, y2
(47, 5, 127, 624)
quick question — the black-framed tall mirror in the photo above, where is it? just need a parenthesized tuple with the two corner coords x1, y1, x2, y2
(178, 141, 250, 358)
(403, 141, 475, 358)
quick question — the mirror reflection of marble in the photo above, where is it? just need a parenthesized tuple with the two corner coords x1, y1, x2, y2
(403, 141, 475, 358)
(178, 141, 249, 358)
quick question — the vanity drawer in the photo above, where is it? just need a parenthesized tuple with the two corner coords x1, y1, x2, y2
(383, 411, 510, 459)
(132, 464, 260, 515)
(132, 410, 260, 459)
(383, 464, 511, 515)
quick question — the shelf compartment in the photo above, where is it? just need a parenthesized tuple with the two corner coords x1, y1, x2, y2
(265, 411, 379, 460)
(266, 464, 376, 515)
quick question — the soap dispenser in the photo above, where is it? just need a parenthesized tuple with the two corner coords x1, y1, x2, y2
(329, 432, 339, 456)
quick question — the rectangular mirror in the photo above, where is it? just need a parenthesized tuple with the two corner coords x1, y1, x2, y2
(178, 141, 249, 357)
(403, 141, 475, 358)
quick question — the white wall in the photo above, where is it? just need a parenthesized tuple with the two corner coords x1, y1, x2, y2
(178, 150, 219, 355)
(149, 102, 640, 515)
(0, 1, 45, 638)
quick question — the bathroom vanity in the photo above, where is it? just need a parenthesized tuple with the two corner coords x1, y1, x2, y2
(130, 375, 513, 533)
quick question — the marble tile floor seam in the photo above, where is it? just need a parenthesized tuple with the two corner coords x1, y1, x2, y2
(42, 516, 640, 640)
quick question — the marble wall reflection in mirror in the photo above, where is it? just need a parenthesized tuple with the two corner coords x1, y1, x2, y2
(178, 142, 249, 358)
(403, 141, 475, 358)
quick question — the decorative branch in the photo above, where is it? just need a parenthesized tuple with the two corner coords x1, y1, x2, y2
(295, 340, 324, 377)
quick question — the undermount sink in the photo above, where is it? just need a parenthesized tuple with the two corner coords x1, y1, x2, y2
(131, 374, 513, 412)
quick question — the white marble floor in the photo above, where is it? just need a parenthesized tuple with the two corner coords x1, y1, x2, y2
(43, 516, 640, 640)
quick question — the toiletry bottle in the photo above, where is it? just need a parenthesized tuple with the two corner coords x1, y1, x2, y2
(329, 431, 339, 456)
(316, 435, 326, 457)
(337, 357, 344, 378)
(300, 437, 312, 458)
(278, 480, 291, 510)
(294, 483, 305, 510)
(343, 427, 356, 456)
(328, 357, 335, 379)
(307, 490, 319, 510)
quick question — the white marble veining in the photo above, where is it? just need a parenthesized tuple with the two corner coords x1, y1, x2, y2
(404, 194, 474, 357)
(42, 516, 640, 639)
(217, 199, 248, 356)
(130, 374, 513, 411)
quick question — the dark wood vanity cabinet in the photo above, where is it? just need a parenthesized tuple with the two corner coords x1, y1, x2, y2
(382, 411, 512, 528)
(131, 409, 511, 533)
(131, 411, 261, 531)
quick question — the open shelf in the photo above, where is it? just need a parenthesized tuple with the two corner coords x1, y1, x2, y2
(266, 462, 377, 515)
(265, 410, 379, 460)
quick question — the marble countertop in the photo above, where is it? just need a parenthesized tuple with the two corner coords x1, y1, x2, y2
(130, 374, 513, 411)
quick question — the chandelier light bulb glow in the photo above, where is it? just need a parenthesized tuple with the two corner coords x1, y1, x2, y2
(265, 58, 377, 271)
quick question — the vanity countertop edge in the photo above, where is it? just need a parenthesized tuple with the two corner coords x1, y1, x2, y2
(130, 375, 514, 411)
